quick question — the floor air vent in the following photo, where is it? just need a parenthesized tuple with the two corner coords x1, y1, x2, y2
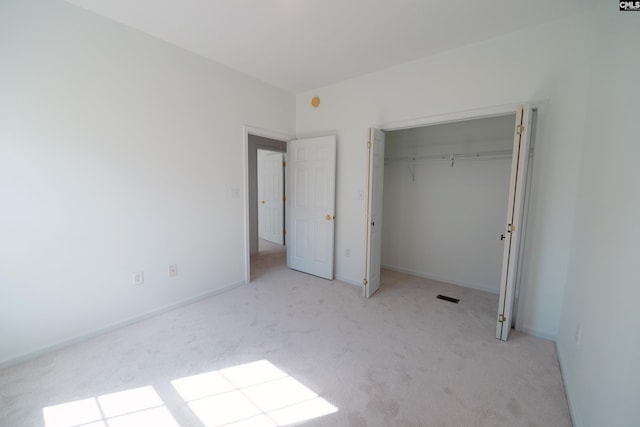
(437, 294, 460, 304)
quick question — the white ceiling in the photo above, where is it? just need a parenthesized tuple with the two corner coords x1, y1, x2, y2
(65, 0, 595, 94)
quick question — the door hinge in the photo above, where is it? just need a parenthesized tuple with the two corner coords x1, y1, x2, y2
(283, 161, 286, 167)
(283, 228, 286, 235)
(507, 224, 515, 233)
(498, 314, 507, 323)
(363, 278, 368, 286)
(516, 124, 525, 135)
(282, 195, 286, 202)
(367, 141, 372, 149)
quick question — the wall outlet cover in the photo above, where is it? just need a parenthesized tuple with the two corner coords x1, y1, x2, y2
(133, 272, 144, 286)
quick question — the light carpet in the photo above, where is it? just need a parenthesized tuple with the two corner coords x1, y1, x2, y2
(0, 241, 571, 426)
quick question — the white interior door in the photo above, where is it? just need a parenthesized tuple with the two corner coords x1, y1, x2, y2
(497, 105, 532, 341)
(258, 151, 284, 245)
(286, 136, 336, 280)
(364, 128, 385, 297)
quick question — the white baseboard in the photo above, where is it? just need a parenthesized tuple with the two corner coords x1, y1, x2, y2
(0, 280, 247, 369)
(521, 326, 556, 342)
(335, 275, 363, 288)
(556, 341, 580, 427)
(381, 264, 500, 295)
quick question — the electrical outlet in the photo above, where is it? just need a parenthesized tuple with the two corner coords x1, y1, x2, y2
(345, 248, 351, 257)
(575, 323, 582, 345)
(133, 272, 144, 286)
(169, 264, 178, 277)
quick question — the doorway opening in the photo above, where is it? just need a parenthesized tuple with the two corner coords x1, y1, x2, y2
(257, 149, 285, 249)
(245, 132, 288, 282)
(254, 148, 286, 280)
(365, 104, 539, 341)
(243, 128, 338, 283)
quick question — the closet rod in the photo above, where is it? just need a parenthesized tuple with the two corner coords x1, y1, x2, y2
(384, 149, 517, 164)
(385, 148, 534, 182)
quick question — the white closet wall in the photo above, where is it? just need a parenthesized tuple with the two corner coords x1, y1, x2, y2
(382, 116, 515, 294)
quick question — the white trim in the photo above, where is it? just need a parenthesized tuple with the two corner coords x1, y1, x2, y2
(521, 327, 557, 342)
(0, 280, 247, 369)
(242, 125, 293, 284)
(335, 275, 364, 288)
(376, 101, 547, 131)
(514, 103, 547, 332)
(556, 342, 580, 427)
(381, 264, 500, 295)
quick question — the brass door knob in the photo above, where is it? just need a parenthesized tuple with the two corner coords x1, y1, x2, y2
(326, 214, 332, 220)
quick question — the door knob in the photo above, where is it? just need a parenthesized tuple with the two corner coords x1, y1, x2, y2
(261, 200, 266, 204)
(326, 214, 332, 220)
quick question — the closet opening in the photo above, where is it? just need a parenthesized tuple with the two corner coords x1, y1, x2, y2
(365, 106, 538, 341)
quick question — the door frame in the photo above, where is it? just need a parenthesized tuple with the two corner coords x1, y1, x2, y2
(242, 126, 293, 284)
(371, 101, 547, 333)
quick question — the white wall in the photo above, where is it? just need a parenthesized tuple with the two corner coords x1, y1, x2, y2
(0, 0, 294, 365)
(296, 11, 593, 338)
(556, 5, 640, 427)
(382, 157, 512, 294)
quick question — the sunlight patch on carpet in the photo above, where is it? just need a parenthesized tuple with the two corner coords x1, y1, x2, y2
(171, 360, 338, 426)
(42, 386, 178, 427)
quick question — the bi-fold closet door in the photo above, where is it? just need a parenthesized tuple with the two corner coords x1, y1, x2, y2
(496, 105, 532, 341)
(364, 129, 385, 297)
